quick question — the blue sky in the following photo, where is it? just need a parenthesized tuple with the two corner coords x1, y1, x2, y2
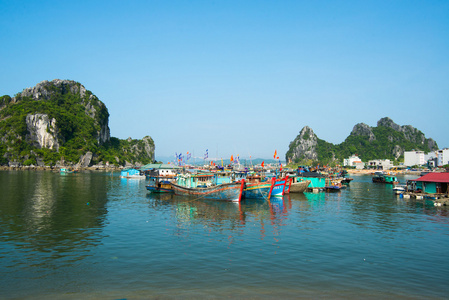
(1, 0, 448, 161)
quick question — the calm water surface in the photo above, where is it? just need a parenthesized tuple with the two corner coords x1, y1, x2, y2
(1, 171, 449, 299)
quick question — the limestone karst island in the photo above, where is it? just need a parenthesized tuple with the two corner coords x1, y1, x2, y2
(0, 79, 447, 174)
(0, 79, 154, 169)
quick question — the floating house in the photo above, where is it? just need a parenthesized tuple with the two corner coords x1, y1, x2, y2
(120, 168, 145, 179)
(408, 172, 449, 195)
(141, 163, 181, 177)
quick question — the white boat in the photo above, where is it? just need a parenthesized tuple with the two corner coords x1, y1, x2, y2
(393, 184, 407, 194)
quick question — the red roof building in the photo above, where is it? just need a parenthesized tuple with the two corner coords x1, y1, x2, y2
(413, 172, 449, 183)
(409, 172, 449, 194)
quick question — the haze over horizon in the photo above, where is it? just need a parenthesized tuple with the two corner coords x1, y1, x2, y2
(2, 1, 448, 160)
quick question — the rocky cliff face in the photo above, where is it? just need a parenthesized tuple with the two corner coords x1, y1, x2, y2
(351, 123, 376, 141)
(14, 79, 110, 144)
(123, 136, 155, 164)
(0, 79, 155, 167)
(18, 79, 87, 101)
(25, 114, 60, 150)
(142, 136, 155, 158)
(377, 117, 437, 150)
(287, 126, 319, 161)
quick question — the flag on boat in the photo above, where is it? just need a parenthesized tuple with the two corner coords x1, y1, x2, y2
(230, 155, 234, 162)
(261, 161, 264, 167)
(186, 152, 191, 160)
(204, 149, 208, 160)
(274, 150, 277, 159)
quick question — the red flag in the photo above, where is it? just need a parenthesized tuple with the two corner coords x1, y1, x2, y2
(274, 150, 277, 159)
(261, 161, 265, 167)
(231, 155, 234, 162)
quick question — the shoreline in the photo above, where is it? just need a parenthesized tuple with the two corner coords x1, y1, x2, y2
(346, 169, 423, 175)
(0, 166, 122, 171)
(0, 166, 432, 176)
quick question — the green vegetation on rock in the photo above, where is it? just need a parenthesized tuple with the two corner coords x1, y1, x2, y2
(287, 118, 438, 166)
(0, 80, 154, 167)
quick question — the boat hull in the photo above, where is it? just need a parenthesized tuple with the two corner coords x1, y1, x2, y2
(146, 185, 173, 193)
(287, 180, 310, 193)
(271, 178, 288, 197)
(170, 181, 245, 201)
(244, 182, 272, 199)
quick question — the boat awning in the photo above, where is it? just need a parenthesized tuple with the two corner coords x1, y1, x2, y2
(410, 172, 449, 183)
(141, 163, 181, 170)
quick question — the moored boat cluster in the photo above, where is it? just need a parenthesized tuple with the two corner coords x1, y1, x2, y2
(117, 164, 356, 202)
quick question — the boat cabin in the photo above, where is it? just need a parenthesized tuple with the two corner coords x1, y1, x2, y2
(297, 172, 326, 188)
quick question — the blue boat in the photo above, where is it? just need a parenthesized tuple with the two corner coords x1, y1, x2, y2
(244, 181, 274, 200)
(269, 176, 289, 197)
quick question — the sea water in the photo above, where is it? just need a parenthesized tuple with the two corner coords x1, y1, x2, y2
(1, 171, 448, 299)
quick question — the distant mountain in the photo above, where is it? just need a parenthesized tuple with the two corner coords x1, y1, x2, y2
(0, 79, 154, 167)
(286, 117, 438, 165)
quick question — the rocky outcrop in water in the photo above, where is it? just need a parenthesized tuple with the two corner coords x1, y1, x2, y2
(0, 79, 154, 167)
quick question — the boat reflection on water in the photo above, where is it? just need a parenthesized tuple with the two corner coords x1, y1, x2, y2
(146, 193, 302, 238)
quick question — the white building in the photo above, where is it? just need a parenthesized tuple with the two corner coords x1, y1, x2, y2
(404, 149, 449, 167)
(343, 154, 363, 167)
(437, 149, 449, 167)
(404, 151, 425, 167)
(368, 159, 393, 170)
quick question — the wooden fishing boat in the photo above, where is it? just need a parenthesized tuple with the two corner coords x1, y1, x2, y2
(170, 180, 246, 201)
(146, 176, 176, 193)
(145, 169, 177, 193)
(244, 181, 274, 200)
(285, 176, 310, 193)
(325, 178, 346, 192)
(146, 180, 174, 193)
(372, 172, 399, 185)
(270, 176, 289, 197)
